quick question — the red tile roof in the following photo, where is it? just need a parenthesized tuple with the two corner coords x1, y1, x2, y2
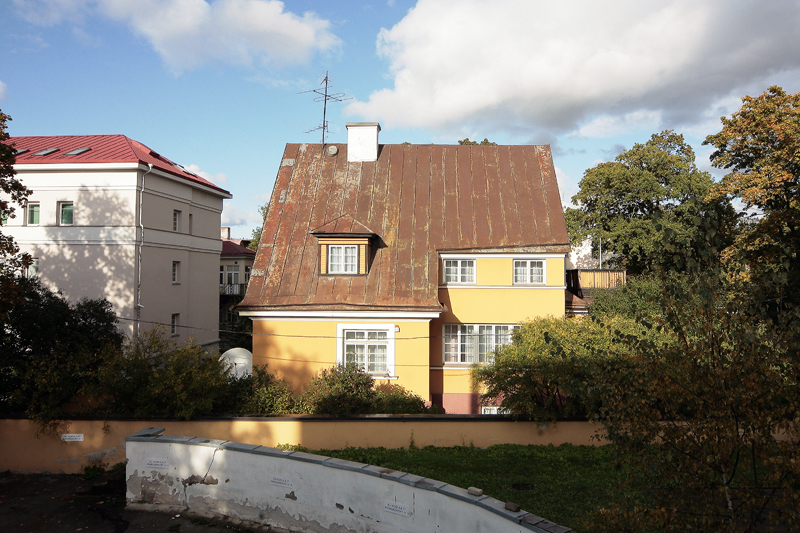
(239, 143, 570, 313)
(6, 135, 230, 195)
(222, 240, 256, 257)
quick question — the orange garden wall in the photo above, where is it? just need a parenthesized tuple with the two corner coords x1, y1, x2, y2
(0, 417, 607, 474)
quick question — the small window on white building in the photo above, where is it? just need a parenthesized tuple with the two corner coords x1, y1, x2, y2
(172, 261, 180, 284)
(171, 313, 180, 336)
(27, 203, 40, 225)
(173, 210, 181, 232)
(24, 258, 39, 278)
(59, 202, 74, 226)
(444, 259, 475, 284)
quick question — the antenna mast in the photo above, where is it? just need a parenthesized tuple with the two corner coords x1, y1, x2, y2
(298, 71, 352, 145)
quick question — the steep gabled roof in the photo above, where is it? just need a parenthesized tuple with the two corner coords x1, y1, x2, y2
(6, 135, 230, 196)
(239, 143, 570, 313)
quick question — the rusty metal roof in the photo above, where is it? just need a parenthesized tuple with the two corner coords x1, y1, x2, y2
(238, 143, 570, 313)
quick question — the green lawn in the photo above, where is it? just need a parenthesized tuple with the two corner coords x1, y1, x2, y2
(313, 443, 637, 532)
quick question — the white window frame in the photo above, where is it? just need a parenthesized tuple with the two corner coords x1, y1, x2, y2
(336, 323, 395, 377)
(58, 202, 74, 226)
(172, 261, 180, 284)
(24, 258, 39, 278)
(171, 313, 180, 336)
(444, 259, 475, 284)
(514, 259, 546, 285)
(328, 245, 358, 274)
(173, 210, 181, 232)
(26, 203, 40, 226)
(443, 324, 520, 365)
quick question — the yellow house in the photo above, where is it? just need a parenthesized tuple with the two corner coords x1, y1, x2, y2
(238, 123, 570, 413)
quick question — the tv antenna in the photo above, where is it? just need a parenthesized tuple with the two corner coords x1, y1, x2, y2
(298, 71, 352, 145)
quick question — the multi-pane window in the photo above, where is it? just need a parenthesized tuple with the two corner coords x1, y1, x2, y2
(444, 259, 475, 284)
(344, 329, 388, 374)
(226, 265, 240, 284)
(27, 203, 40, 225)
(171, 313, 180, 336)
(514, 260, 545, 284)
(244, 265, 251, 284)
(59, 202, 73, 225)
(173, 210, 181, 232)
(219, 265, 224, 284)
(172, 261, 180, 284)
(328, 245, 357, 274)
(443, 324, 520, 364)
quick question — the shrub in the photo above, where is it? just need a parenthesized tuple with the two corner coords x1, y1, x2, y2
(372, 384, 432, 414)
(241, 365, 295, 414)
(299, 363, 375, 414)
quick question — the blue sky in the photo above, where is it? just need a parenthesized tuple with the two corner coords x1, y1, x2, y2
(3, 0, 800, 238)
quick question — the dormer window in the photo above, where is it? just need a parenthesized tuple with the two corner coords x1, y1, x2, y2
(328, 245, 358, 274)
(311, 214, 377, 276)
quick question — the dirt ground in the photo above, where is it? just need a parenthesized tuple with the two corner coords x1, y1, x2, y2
(0, 469, 276, 533)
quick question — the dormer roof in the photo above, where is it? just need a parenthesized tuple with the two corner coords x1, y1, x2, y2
(311, 214, 377, 237)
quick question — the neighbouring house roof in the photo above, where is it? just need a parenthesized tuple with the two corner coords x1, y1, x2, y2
(239, 143, 570, 313)
(6, 135, 230, 196)
(222, 240, 257, 258)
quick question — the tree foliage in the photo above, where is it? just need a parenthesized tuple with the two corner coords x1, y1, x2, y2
(705, 86, 800, 299)
(248, 201, 269, 251)
(0, 110, 32, 306)
(565, 130, 735, 275)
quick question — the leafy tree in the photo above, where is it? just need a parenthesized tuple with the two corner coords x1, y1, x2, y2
(248, 201, 269, 251)
(565, 131, 735, 275)
(0, 277, 124, 431)
(705, 86, 800, 299)
(458, 137, 497, 145)
(0, 110, 31, 275)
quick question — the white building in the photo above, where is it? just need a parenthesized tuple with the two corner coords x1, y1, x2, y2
(2, 135, 231, 347)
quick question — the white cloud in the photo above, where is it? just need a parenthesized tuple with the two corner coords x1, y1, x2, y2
(221, 203, 260, 227)
(0, 81, 7, 100)
(348, 0, 800, 140)
(576, 110, 662, 139)
(186, 163, 229, 185)
(15, 0, 340, 73)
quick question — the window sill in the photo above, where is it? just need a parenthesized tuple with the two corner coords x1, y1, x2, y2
(369, 375, 398, 380)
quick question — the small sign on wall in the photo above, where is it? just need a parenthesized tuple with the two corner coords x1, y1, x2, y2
(384, 501, 410, 517)
(60, 434, 84, 442)
(270, 476, 292, 488)
(146, 459, 169, 469)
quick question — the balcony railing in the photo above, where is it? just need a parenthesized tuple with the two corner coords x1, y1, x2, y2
(220, 283, 248, 296)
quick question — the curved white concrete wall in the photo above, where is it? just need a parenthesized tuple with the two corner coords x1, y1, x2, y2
(125, 428, 571, 533)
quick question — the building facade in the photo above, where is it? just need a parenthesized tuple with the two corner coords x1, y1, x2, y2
(238, 124, 570, 413)
(3, 135, 231, 347)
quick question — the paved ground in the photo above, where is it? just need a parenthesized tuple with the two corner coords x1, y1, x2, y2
(0, 470, 275, 533)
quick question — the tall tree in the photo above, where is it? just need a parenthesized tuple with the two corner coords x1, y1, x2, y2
(704, 86, 800, 298)
(565, 130, 734, 275)
(0, 110, 31, 277)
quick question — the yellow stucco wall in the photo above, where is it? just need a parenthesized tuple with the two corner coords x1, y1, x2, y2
(431, 255, 566, 406)
(252, 319, 431, 400)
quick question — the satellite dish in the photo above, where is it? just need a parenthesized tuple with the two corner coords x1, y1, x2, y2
(220, 347, 253, 378)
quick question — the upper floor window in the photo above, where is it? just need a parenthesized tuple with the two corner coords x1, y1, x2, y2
(171, 313, 180, 336)
(444, 259, 475, 284)
(328, 245, 358, 274)
(24, 258, 39, 278)
(173, 210, 181, 232)
(27, 203, 40, 225)
(172, 261, 181, 284)
(514, 260, 545, 284)
(59, 202, 74, 226)
(443, 324, 520, 365)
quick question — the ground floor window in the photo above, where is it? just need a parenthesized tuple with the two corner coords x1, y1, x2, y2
(443, 324, 520, 364)
(337, 324, 395, 376)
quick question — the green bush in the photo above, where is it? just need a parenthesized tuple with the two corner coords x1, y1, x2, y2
(299, 363, 376, 414)
(372, 384, 433, 414)
(241, 365, 296, 414)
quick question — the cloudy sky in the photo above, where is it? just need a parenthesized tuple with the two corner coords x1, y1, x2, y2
(3, 0, 799, 237)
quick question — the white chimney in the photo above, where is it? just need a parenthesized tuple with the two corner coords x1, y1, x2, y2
(220, 227, 231, 240)
(346, 122, 381, 162)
